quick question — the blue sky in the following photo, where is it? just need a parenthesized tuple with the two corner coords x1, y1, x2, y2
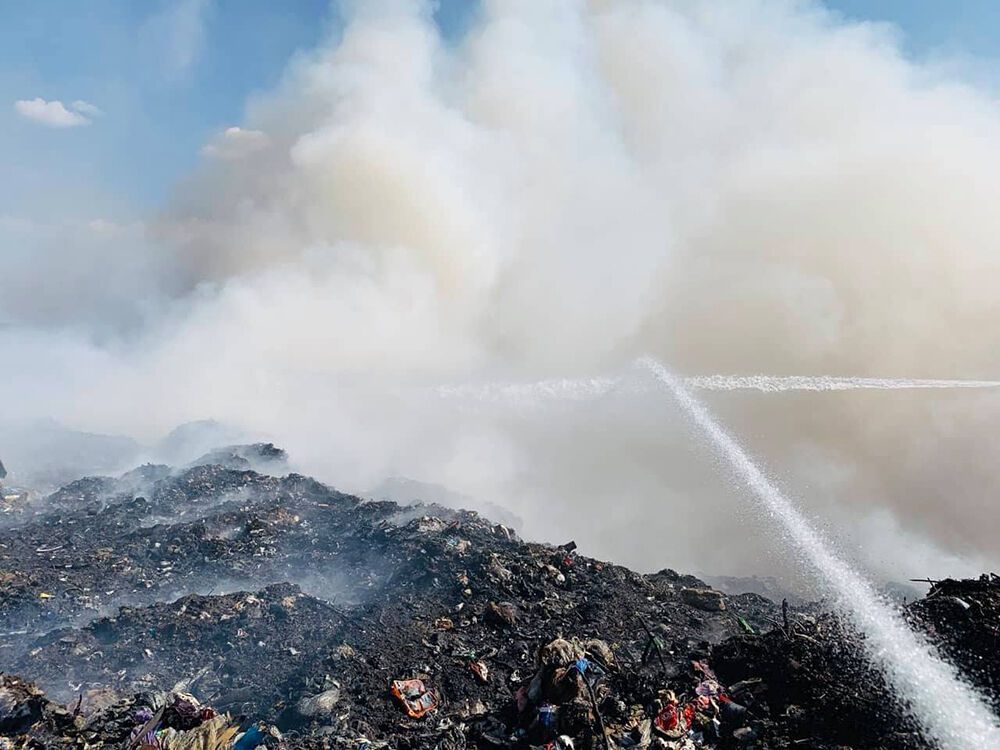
(0, 0, 995, 225)
(828, 0, 1000, 60)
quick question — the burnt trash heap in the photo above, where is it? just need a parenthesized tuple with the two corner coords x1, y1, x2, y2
(0, 447, 995, 749)
(0, 457, 31, 515)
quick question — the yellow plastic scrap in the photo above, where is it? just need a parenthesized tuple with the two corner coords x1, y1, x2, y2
(216, 725, 240, 747)
(38, 592, 54, 599)
(161, 714, 236, 749)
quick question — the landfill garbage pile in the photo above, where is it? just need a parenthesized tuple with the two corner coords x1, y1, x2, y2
(710, 613, 920, 749)
(0, 672, 276, 749)
(710, 575, 1000, 749)
(0, 449, 994, 749)
(907, 575, 1000, 710)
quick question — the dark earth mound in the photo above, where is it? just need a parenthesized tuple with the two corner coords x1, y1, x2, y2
(0, 448, 995, 749)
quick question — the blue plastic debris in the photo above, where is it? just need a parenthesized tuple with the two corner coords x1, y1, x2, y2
(233, 725, 265, 750)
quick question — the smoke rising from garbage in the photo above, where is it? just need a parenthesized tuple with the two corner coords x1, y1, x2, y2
(3, 0, 1000, 583)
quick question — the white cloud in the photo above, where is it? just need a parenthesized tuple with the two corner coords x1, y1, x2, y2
(0, 214, 41, 237)
(14, 98, 92, 128)
(145, 0, 214, 80)
(87, 219, 123, 235)
(71, 100, 104, 118)
(86, 218, 143, 237)
(201, 126, 269, 160)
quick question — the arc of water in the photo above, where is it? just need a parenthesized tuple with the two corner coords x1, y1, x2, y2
(687, 375, 1000, 392)
(639, 356, 1000, 750)
(437, 374, 1000, 404)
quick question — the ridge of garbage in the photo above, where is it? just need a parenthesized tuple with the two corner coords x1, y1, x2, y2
(0, 449, 996, 749)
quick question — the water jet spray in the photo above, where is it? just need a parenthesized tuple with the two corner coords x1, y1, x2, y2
(438, 373, 1000, 405)
(640, 356, 1000, 749)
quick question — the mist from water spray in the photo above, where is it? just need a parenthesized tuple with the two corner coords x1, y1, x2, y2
(639, 356, 1000, 749)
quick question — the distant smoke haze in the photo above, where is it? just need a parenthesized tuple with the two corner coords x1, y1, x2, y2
(3, 0, 1000, 586)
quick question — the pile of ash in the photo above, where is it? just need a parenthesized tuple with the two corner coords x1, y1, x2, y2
(0, 448, 995, 749)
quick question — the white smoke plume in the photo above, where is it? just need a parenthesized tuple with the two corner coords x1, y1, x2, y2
(3, 0, 1000, 585)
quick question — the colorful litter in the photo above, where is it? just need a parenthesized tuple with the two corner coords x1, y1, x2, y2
(390, 679, 439, 719)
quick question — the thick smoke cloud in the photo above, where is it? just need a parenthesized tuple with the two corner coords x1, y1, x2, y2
(3, 0, 1000, 586)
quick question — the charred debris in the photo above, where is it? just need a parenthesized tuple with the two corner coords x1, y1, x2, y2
(0, 446, 995, 749)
